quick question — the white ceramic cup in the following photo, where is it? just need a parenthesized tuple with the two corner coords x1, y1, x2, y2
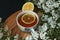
(16, 10, 39, 32)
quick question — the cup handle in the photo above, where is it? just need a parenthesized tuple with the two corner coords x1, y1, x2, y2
(30, 28, 39, 39)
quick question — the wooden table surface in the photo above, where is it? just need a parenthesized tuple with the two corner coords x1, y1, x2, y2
(4, 9, 43, 40)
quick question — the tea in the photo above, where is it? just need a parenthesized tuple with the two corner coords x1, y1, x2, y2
(18, 13, 37, 27)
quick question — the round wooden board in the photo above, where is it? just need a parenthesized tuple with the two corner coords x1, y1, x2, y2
(4, 9, 43, 40)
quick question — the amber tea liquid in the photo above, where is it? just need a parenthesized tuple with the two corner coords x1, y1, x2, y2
(18, 13, 37, 27)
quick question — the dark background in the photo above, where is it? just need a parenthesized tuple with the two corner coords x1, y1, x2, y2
(0, 0, 25, 22)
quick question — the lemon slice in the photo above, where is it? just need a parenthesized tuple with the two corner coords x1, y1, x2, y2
(21, 13, 35, 24)
(22, 2, 34, 11)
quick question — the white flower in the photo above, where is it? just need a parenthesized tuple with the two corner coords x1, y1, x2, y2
(41, 14, 48, 21)
(50, 22, 56, 28)
(14, 34, 18, 40)
(31, 29, 39, 40)
(51, 10, 55, 15)
(48, 17, 56, 28)
(0, 33, 3, 39)
(39, 23, 48, 33)
(40, 32, 47, 40)
(7, 37, 10, 40)
(54, 38, 56, 40)
(42, 4, 50, 13)
(57, 23, 60, 27)
(25, 36, 33, 40)
(51, 10, 59, 21)
(37, 2, 42, 8)
(52, 14, 59, 21)
(46, 0, 54, 10)
(47, 17, 52, 23)
(53, 2, 59, 8)
(42, 23, 48, 32)
(39, 0, 46, 3)
(37, 0, 46, 8)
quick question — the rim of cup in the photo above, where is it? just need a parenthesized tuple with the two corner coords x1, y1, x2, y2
(16, 10, 39, 29)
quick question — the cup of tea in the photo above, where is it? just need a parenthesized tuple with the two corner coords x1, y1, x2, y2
(16, 10, 39, 32)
